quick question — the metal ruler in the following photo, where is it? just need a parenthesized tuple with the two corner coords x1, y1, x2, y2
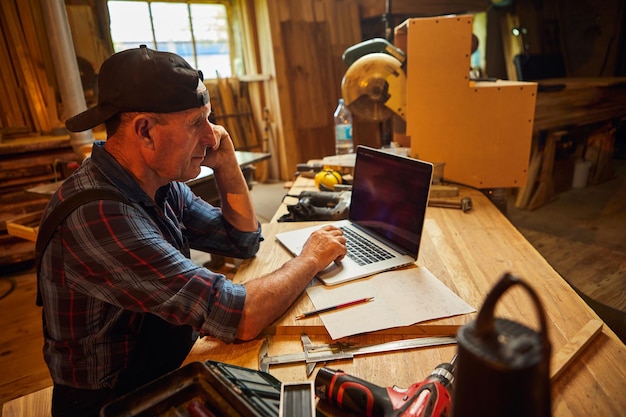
(259, 334, 457, 376)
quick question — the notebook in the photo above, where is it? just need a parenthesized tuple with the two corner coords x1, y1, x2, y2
(276, 145, 433, 286)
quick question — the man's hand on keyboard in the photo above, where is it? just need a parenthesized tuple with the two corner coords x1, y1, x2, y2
(300, 225, 347, 269)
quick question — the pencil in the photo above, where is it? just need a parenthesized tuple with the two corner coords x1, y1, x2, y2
(295, 297, 374, 320)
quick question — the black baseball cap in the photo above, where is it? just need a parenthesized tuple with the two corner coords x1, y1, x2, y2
(65, 45, 209, 132)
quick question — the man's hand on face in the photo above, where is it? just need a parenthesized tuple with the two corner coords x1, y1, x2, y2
(201, 124, 237, 169)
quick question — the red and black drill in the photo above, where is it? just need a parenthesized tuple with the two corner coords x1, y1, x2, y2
(314, 356, 456, 417)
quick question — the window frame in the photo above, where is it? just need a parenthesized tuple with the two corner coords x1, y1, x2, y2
(106, 0, 242, 79)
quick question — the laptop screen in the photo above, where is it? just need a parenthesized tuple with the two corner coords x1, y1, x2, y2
(349, 146, 433, 257)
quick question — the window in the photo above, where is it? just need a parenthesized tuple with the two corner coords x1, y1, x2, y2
(107, 1, 235, 78)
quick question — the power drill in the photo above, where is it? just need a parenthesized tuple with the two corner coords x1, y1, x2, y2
(314, 356, 456, 417)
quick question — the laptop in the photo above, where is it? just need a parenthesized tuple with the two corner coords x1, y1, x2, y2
(276, 145, 433, 286)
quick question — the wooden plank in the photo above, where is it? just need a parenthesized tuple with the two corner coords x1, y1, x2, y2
(1, 386, 52, 417)
(0, 165, 54, 181)
(500, 13, 523, 81)
(0, 0, 52, 132)
(585, 123, 616, 185)
(0, 173, 58, 191)
(230, 78, 253, 150)
(0, 150, 76, 171)
(430, 185, 460, 198)
(241, 86, 269, 181)
(0, 4, 30, 129)
(205, 82, 222, 120)
(239, 0, 270, 182)
(533, 78, 626, 133)
(262, 106, 281, 180)
(6, 211, 42, 242)
(17, 0, 58, 129)
(550, 320, 603, 382)
(527, 130, 567, 210)
(216, 77, 246, 149)
(515, 141, 541, 209)
(0, 135, 71, 155)
(0, 200, 48, 231)
(258, 0, 294, 179)
(236, 82, 262, 151)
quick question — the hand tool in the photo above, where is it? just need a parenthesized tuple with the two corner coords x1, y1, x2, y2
(259, 334, 456, 376)
(315, 355, 456, 417)
(428, 196, 472, 212)
(280, 190, 351, 221)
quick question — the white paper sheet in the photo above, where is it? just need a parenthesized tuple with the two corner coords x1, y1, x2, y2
(305, 266, 476, 339)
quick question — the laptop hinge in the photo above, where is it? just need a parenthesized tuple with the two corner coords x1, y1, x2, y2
(351, 222, 412, 256)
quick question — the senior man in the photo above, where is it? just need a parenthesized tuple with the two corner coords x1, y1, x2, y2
(37, 45, 346, 417)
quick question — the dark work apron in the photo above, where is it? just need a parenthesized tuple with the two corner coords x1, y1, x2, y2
(52, 315, 197, 417)
(46, 188, 198, 416)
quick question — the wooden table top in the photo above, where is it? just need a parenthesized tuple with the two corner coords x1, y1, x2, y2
(5, 177, 625, 416)
(187, 177, 626, 416)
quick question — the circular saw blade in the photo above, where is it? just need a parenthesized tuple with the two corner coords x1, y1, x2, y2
(341, 53, 403, 121)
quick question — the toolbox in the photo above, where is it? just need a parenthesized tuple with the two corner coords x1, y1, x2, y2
(100, 360, 282, 417)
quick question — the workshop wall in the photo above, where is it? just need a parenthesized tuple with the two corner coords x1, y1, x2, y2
(0, 0, 624, 181)
(514, 0, 624, 78)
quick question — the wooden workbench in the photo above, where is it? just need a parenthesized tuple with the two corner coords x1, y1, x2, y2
(517, 77, 626, 210)
(4, 177, 625, 416)
(187, 177, 626, 416)
(533, 77, 626, 133)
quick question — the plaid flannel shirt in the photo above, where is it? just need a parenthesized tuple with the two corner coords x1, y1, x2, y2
(38, 141, 262, 389)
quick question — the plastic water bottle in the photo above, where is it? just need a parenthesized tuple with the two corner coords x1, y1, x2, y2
(334, 98, 353, 154)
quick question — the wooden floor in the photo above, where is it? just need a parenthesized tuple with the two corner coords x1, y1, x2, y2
(507, 157, 626, 339)
(1, 159, 624, 414)
(0, 268, 50, 415)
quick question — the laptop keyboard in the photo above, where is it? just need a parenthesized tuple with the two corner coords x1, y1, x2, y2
(340, 226, 395, 266)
